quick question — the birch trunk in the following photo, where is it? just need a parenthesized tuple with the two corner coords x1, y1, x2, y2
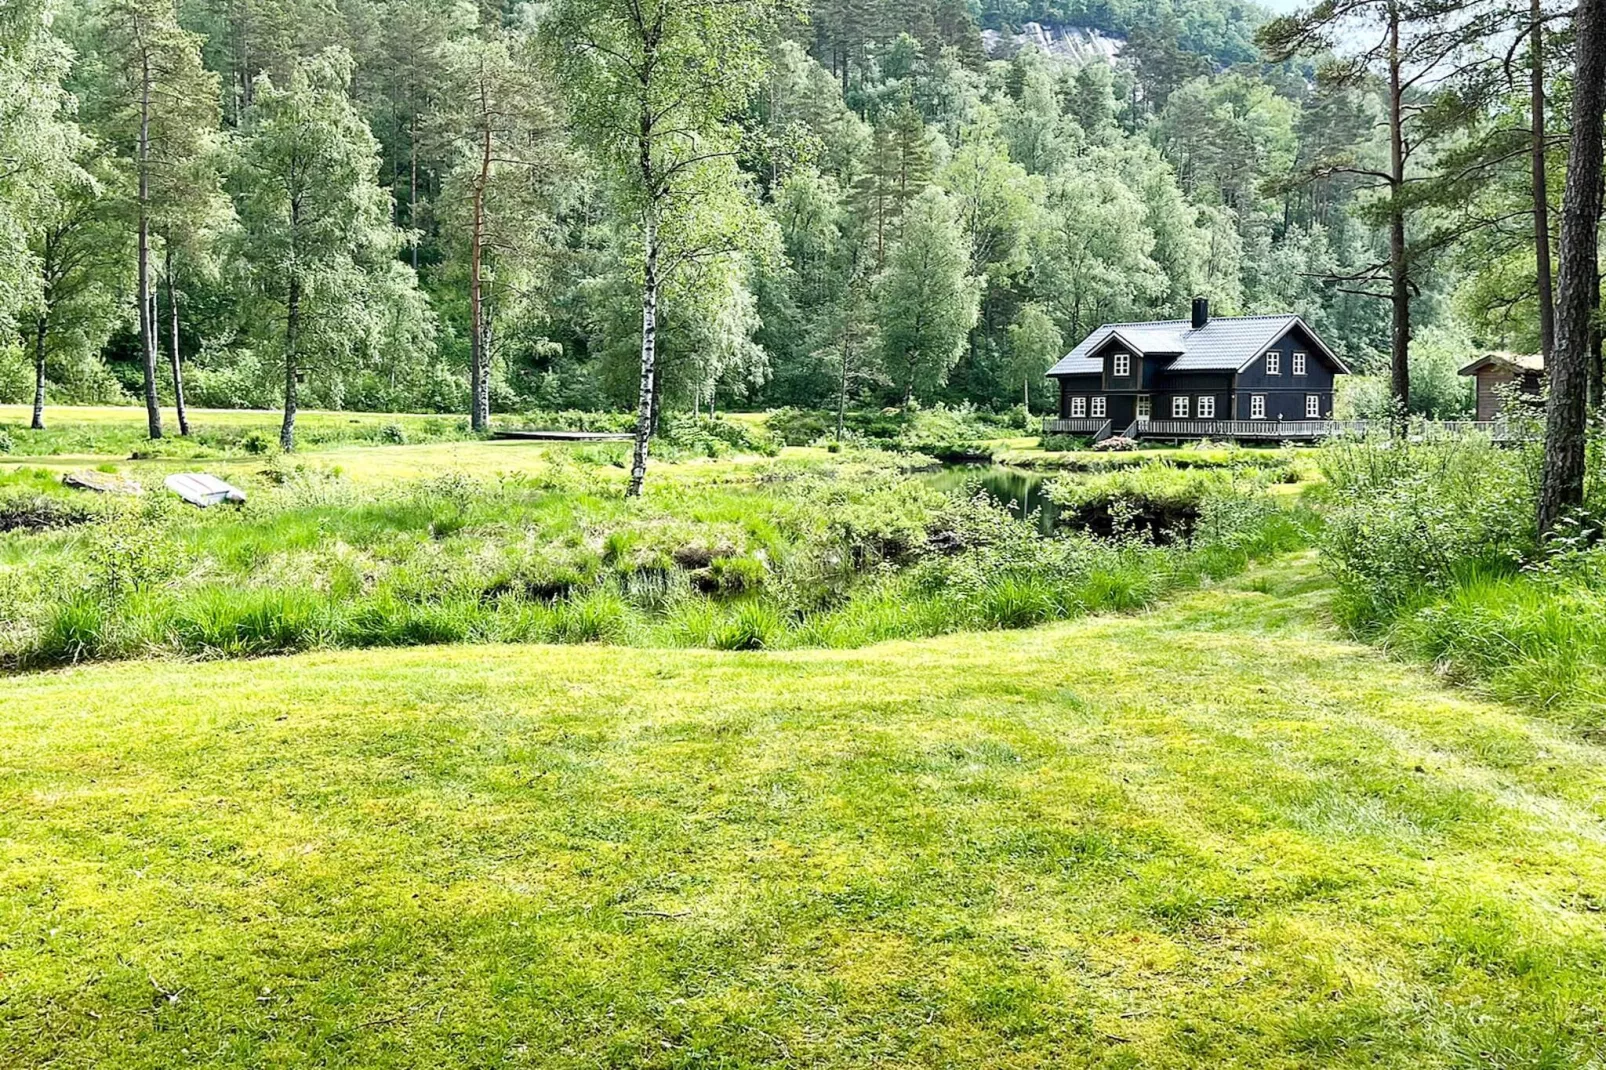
(167, 246, 190, 436)
(627, 209, 658, 497)
(137, 46, 163, 440)
(281, 273, 301, 451)
(31, 316, 46, 431)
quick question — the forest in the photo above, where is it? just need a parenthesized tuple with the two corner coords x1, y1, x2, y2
(2, 0, 1597, 448)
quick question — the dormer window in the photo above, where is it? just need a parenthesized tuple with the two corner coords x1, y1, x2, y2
(1292, 351, 1306, 375)
(1113, 352, 1130, 378)
(1265, 351, 1280, 375)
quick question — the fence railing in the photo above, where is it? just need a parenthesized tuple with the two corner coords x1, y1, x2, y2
(1042, 418, 1111, 435)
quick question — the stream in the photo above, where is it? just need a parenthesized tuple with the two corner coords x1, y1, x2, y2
(921, 466, 1062, 535)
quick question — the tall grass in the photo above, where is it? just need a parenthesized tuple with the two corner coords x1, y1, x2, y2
(1, 453, 1308, 670)
(1316, 431, 1606, 725)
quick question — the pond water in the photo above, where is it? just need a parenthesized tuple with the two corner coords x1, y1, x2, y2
(922, 465, 1063, 534)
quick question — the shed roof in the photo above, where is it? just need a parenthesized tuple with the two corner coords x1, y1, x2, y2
(1047, 314, 1349, 377)
(1458, 352, 1544, 376)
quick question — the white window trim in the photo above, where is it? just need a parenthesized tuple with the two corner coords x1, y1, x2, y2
(1197, 395, 1215, 418)
(1091, 396, 1106, 417)
(1250, 394, 1266, 419)
(1265, 351, 1280, 375)
(1292, 351, 1307, 376)
(1137, 395, 1151, 419)
(1172, 396, 1190, 418)
(1070, 396, 1086, 417)
(1306, 394, 1321, 418)
(1113, 353, 1130, 377)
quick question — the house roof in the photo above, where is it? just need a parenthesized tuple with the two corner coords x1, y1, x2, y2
(1046, 314, 1350, 377)
(1458, 352, 1544, 376)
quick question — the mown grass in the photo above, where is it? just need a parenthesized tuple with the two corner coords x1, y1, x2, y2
(3, 557, 1605, 1067)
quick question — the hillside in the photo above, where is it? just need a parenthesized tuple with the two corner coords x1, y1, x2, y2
(5, 556, 1604, 1067)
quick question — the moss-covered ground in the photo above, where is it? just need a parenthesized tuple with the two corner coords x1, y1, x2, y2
(5, 555, 1604, 1067)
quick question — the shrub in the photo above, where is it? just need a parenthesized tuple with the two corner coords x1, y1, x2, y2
(0, 431, 14, 454)
(1039, 434, 1090, 452)
(31, 595, 106, 664)
(379, 422, 408, 445)
(241, 430, 274, 455)
(710, 600, 782, 650)
(1092, 436, 1138, 452)
(551, 589, 630, 644)
(173, 586, 331, 656)
(1317, 434, 1535, 629)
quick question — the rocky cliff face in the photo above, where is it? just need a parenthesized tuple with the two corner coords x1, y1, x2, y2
(979, 23, 1126, 64)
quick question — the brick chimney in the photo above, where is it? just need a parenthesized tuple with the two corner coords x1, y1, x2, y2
(1191, 297, 1209, 330)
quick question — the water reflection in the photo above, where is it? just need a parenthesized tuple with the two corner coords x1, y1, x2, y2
(922, 465, 1061, 534)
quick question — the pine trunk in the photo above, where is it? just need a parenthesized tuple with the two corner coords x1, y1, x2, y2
(469, 118, 491, 433)
(1386, 5, 1410, 421)
(137, 51, 163, 440)
(1532, 0, 1556, 360)
(1538, 0, 1606, 534)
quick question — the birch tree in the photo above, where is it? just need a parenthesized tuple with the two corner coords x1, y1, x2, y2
(545, 0, 778, 497)
(233, 48, 404, 450)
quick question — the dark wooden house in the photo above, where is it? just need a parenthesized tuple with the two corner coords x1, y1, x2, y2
(1045, 299, 1349, 440)
(1457, 353, 1543, 421)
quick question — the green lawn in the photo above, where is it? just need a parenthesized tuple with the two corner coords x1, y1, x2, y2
(5, 555, 1604, 1067)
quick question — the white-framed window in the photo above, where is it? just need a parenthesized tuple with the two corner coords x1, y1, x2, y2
(1292, 351, 1307, 376)
(1070, 396, 1086, 417)
(1306, 394, 1321, 418)
(1172, 395, 1190, 418)
(1197, 395, 1216, 418)
(1137, 395, 1151, 419)
(1250, 394, 1266, 419)
(1091, 395, 1106, 417)
(1113, 352, 1130, 377)
(1265, 351, 1281, 375)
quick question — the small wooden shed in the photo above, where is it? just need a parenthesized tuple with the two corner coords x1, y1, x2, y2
(1458, 353, 1543, 421)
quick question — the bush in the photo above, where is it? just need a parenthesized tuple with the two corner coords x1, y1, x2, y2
(0, 431, 14, 454)
(1092, 436, 1138, 452)
(241, 430, 274, 455)
(1316, 434, 1535, 629)
(379, 422, 408, 445)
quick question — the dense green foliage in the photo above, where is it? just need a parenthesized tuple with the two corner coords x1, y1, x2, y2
(6, 0, 1588, 431)
(1317, 428, 1606, 724)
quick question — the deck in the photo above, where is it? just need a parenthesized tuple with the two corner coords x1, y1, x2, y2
(1041, 417, 1528, 443)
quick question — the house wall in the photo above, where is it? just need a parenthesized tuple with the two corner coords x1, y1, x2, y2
(1233, 323, 1338, 421)
(1101, 343, 1142, 392)
(1474, 368, 1542, 420)
(1475, 368, 1513, 421)
(1153, 372, 1233, 422)
(1055, 374, 1102, 417)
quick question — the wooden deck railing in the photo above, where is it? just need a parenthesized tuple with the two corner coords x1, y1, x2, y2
(1042, 418, 1111, 435)
(1041, 416, 1534, 442)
